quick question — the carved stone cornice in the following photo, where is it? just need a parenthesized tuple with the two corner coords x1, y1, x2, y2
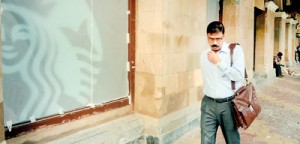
(275, 12, 289, 19)
(286, 19, 298, 25)
(265, 1, 278, 12)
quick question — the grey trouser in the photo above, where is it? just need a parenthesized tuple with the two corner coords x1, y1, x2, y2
(201, 95, 240, 144)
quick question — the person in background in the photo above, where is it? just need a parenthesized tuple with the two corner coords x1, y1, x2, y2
(200, 21, 245, 144)
(273, 52, 284, 77)
(297, 45, 300, 63)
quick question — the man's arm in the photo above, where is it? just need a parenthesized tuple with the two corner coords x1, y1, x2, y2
(217, 46, 245, 82)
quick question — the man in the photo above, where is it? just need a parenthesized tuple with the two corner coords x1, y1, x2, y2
(200, 21, 245, 144)
(273, 52, 284, 77)
(297, 45, 300, 63)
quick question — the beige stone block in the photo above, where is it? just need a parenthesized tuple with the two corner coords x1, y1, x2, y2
(137, 33, 165, 54)
(244, 0, 254, 9)
(135, 54, 165, 74)
(135, 72, 156, 96)
(180, 17, 194, 35)
(181, 0, 193, 17)
(188, 87, 198, 105)
(186, 53, 200, 70)
(188, 37, 199, 53)
(162, 33, 174, 54)
(191, 0, 205, 18)
(135, 96, 159, 118)
(187, 71, 195, 88)
(193, 69, 203, 86)
(165, 54, 187, 74)
(165, 74, 179, 95)
(197, 86, 204, 101)
(178, 72, 189, 91)
(255, 0, 265, 10)
(147, 33, 164, 54)
(136, 32, 147, 54)
(137, 12, 163, 33)
(154, 87, 165, 99)
(138, 0, 161, 13)
(173, 35, 190, 53)
(163, 0, 181, 16)
(255, 64, 266, 73)
(155, 75, 166, 88)
(164, 90, 188, 116)
(164, 15, 183, 34)
(135, 90, 189, 118)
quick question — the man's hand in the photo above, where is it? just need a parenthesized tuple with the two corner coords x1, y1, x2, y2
(207, 51, 221, 64)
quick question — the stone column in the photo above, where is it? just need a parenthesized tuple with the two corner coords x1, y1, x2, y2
(285, 18, 294, 66)
(222, 0, 255, 78)
(254, 1, 278, 77)
(274, 0, 284, 11)
(274, 12, 288, 63)
(135, 0, 206, 142)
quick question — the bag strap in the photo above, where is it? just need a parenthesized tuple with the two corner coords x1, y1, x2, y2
(229, 43, 247, 90)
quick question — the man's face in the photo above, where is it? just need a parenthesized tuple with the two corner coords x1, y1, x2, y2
(207, 32, 224, 52)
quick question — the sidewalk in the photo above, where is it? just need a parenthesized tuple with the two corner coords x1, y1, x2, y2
(174, 64, 300, 144)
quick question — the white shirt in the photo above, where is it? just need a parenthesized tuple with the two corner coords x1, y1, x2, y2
(200, 42, 245, 98)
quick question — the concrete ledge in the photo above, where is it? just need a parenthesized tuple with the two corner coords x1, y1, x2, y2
(7, 103, 201, 144)
(7, 106, 132, 144)
(49, 114, 144, 144)
(138, 103, 201, 143)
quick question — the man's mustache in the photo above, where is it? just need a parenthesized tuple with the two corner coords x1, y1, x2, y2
(211, 44, 219, 48)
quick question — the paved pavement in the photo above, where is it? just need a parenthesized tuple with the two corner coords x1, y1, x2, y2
(174, 64, 300, 144)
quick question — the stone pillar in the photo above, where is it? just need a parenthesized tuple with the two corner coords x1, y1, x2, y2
(254, 1, 278, 77)
(135, 0, 206, 142)
(274, 0, 284, 11)
(285, 18, 294, 66)
(255, 0, 265, 10)
(222, 0, 255, 78)
(274, 12, 288, 63)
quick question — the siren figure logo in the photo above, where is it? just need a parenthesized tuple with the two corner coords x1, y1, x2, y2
(2, 0, 103, 125)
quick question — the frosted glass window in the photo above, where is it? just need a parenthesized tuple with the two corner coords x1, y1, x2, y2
(1, 0, 129, 125)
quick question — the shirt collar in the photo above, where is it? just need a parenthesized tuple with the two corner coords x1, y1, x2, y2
(219, 41, 230, 54)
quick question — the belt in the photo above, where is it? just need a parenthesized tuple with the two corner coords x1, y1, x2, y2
(206, 95, 235, 103)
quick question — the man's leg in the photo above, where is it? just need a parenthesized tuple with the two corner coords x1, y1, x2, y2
(201, 96, 218, 144)
(218, 101, 240, 144)
(278, 65, 282, 76)
(275, 65, 280, 76)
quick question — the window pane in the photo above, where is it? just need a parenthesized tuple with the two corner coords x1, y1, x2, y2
(2, 0, 128, 125)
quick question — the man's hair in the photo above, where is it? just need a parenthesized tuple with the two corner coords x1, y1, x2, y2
(277, 52, 283, 56)
(207, 21, 225, 34)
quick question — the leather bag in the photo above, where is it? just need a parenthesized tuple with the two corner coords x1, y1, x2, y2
(232, 82, 261, 129)
(229, 43, 261, 129)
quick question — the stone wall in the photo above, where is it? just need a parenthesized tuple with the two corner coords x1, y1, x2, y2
(274, 12, 288, 59)
(223, 0, 255, 78)
(134, 0, 207, 141)
(255, 0, 265, 10)
(253, 1, 278, 80)
(135, 0, 206, 118)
